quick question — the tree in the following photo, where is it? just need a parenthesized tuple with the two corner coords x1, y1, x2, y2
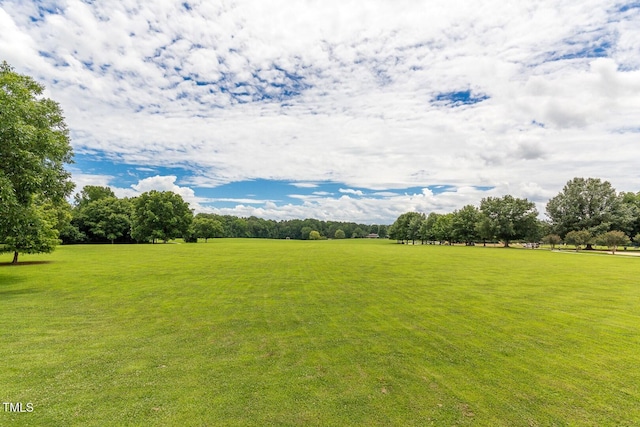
(452, 205, 480, 245)
(420, 212, 439, 244)
(542, 234, 562, 250)
(193, 216, 224, 242)
(73, 186, 116, 208)
(1, 204, 60, 263)
(433, 213, 454, 245)
(546, 178, 630, 248)
(334, 229, 346, 239)
(406, 216, 424, 244)
(479, 195, 538, 247)
(131, 191, 193, 243)
(0, 62, 74, 263)
(82, 197, 133, 243)
(564, 230, 592, 251)
(309, 230, 321, 240)
(595, 230, 630, 255)
(390, 212, 424, 244)
(621, 191, 640, 240)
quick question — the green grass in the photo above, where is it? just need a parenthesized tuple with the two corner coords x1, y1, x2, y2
(1, 240, 639, 426)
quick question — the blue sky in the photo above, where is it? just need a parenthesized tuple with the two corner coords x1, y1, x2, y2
(1, 1, 639, 223)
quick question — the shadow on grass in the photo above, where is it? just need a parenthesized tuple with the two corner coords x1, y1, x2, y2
(0, 261, 54, 267)
(0, 288, 40, 297)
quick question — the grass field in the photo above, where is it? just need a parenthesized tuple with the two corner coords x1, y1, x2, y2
(1, 239, 639, 426)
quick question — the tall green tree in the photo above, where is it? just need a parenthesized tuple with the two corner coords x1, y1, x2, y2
(131, 191, 193, 243)
(82, 197, 133, 243)
(193, 216, 224, 242)
(452, 205, 480, 245)
(433, 213, 454, 245)
(479, 195, 538, 247)
(620, 191, 640, 240)
(546, 178, 630, 248)
(390, 212, 424, 244)
(0, 62, 74, 263)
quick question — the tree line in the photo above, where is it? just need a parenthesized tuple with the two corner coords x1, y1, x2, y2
(58, 185, 386, 244)
(389, 177, 640, 253)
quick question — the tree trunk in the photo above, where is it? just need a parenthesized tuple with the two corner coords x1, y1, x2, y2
(585, 243, 594, 250)
(12, 251, 19, 264)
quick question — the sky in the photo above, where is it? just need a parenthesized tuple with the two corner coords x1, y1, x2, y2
(1, 0, 639, 224)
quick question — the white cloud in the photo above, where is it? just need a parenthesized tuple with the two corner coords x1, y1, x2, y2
(339, 188, 364, 196)
(4, 0, 640, 222)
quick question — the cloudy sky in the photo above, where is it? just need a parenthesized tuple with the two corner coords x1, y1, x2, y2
(2, 1, 639, 223)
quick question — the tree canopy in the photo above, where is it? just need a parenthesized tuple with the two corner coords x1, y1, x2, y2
(0, 62, 74, 262)
(131, 191, 193, 243)
(478, 195, 539, 247)
(546, 178, 629, 239)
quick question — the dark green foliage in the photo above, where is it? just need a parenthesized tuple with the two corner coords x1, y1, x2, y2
(0, 204, 59, 262)
(390, 212, 425, 243)
(452, 205, 481, 245)
(192, 216, 224, 242)
(433, 212, 454, 244)
(479, 195, 539, 247)
(546, 178, 629, 238)
(82, 197, 133, 243)
(73, 185, 116, 208)
(0, 62, 74, 262)
(131, 190, 193, 243)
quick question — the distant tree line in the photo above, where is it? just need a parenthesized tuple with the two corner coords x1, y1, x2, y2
(59, 185, 386, 244)
(389, 177, 640, 253)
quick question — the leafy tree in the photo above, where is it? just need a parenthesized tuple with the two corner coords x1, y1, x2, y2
(595, 230, 630, 255)
(73, 186, 116, 208)
(542, 234, 562, 250)
(420, 212, 439, 244)
(351, 227, 367, 238)
(0, 62, 74, 262)
(433, 213, 454, 245)
(309, 230, 321, 240)
(479, 195, 538, 247)
(131, 191, 193, 243)
(82, 197, 133, 243)
(452, 205, 480, 245)
(406, 216, 424, 244)
(621, 191, 640, 240)
(564, 230, 592, 251)
(334, 229, 346, 239)
(193, 216, 224, 242)
(390, 212, 424, 244)
(1, 204, 60, 263)
(546, 178, 630, 248)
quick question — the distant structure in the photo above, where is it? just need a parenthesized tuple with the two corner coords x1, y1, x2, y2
(366, 233, 379, 239)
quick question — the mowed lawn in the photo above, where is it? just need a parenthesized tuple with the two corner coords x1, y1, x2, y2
(1, 240, 639, 426)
